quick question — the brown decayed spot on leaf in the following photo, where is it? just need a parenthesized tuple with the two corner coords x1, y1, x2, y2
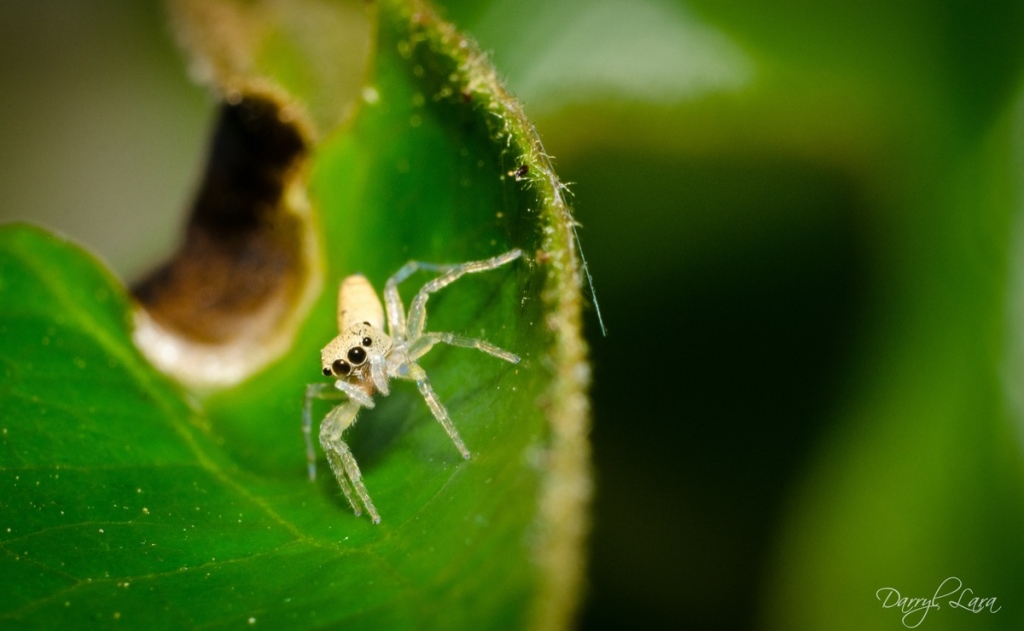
(132, 92, 321, 387)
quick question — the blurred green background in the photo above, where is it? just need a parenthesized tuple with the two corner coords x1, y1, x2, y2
(4, 1, 1024, 629)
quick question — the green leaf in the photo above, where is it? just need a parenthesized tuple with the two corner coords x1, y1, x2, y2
(0, 1, 590, 629)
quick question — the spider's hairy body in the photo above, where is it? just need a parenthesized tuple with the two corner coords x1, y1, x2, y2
(303, 249, 522, 523)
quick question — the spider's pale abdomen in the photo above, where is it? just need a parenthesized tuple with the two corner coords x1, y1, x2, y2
(337, 274, 385, 332)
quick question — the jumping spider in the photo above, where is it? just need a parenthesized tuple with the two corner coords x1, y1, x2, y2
(303, 249, 522, 523)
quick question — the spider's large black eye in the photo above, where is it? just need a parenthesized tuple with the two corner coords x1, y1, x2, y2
(347, 346, 367, 365)
(332, 359, 351, 376)
(362, 337, 372, 347)
(322, 367, 332, 377)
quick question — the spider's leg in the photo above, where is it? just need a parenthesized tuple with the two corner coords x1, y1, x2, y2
(335, 379, 376, 408)
(303, 383, 347, 481)
(324, 447, 360, 516)
(405, 361, 471, 459)
(383, 260, 452, 340)
(408, 331, 520, 364)
(369, 353, 390, 395)
(319, 400, 381, 523)
(406, 249, 522, 341)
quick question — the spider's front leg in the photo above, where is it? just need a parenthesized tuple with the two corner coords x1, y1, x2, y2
(304, 380, 381, 523)
(319, 400, 381, 523)
(402, 361, 471, 460)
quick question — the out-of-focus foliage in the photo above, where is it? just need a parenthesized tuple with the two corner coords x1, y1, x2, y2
(436, 0, 1024, 629)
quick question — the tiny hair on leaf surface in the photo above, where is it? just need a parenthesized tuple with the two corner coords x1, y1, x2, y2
(0, 1, 591, 630)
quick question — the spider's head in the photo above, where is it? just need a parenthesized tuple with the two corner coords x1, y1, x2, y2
(320, 322, 391, 380)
